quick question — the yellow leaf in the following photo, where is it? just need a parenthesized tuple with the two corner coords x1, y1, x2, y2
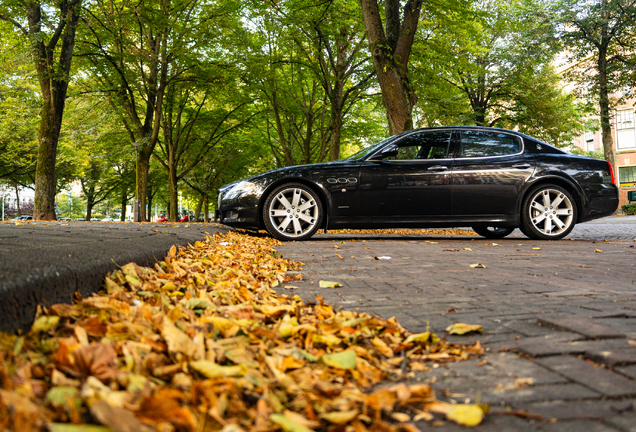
(260, 304, 294, 317)
(446, 323, 483, 335)
(464, 248, 472, 251)
(313, 333, 342, 347)
(269, 413, 314, 432)
(320, 409, 359, 424)
(595, 249, 603, 253)
(391, 412, 410, 422)
(404, 332, 440, 344)
(31, 315, 59, 333)
(446, 404, 485, 427)
(189, 360, 246, 378)
(161, 316, 199, 358)
(321, 350, 356, 369)
(469, 263, 486, 268)
(319, 280, 342, 288)
(371, 337, 394, 358)
(168, 245, 176, 257)
(532, 247, 541, 250)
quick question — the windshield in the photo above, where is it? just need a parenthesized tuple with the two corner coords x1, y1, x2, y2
(343, 137, 393, 161)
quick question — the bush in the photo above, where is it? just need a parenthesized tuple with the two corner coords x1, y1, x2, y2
(622, 203, 636, 215)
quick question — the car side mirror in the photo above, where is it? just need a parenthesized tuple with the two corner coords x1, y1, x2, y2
(369, 144, 398, 160)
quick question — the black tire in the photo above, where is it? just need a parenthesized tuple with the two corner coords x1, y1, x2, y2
(262, 182, 323, 241)
(520, 184, 577, 240)
(472, 226, 515, 239)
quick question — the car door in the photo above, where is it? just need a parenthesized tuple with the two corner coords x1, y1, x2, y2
(451, 129, 535, 216)
(359, 130, 453, 218)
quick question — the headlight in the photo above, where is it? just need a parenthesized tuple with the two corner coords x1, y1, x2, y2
(225, 181, 257, 198)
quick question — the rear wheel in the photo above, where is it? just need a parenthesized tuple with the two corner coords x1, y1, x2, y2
(263, 183, 323, 241)
(520, 184, 577, 240)
(472, 226, 515, 239)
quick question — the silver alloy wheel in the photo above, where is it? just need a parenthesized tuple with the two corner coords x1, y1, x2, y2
(267, 187, 319, 238)
(528, 188, 574, 236)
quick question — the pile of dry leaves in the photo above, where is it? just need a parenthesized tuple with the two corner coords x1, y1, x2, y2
(0, 232, 486, 431)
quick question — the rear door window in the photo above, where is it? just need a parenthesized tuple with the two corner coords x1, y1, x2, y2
(457, 130, 521, 158)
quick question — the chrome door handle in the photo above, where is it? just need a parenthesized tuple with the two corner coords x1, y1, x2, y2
(427, 165, 448, 171)
(512, 163, 531, 169)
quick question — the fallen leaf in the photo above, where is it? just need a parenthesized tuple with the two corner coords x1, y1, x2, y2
(321, 350, 357, 369)
(446, 404, 485, 427)
(446, 323, 483, 335)
(189, 360, 246, 378)
(270, 413, 314, 432)
(532, 247, 541, 250)
(595, 249, 603, 253)
(319, 280, 342, 288)
(469, 263, 486, 268)
(321, 410, 359, 424)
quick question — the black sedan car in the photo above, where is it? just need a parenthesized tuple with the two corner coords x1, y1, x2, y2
(217, 127, 618, 241)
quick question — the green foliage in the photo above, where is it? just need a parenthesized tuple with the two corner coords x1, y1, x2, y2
(0, 20, 39, 186)
(622, 203, 636, 215)
(413, 0, 586, 146)
(568, 147, 605, 160)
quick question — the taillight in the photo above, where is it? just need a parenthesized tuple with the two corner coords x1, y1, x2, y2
(608, 161, 615, 185)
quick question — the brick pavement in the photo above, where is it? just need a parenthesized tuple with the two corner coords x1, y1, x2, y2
(274, 221, 636, 431)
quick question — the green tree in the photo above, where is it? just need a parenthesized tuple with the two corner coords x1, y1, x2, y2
(78, 0, 233, 220)
(0, 22, 38, 187)
(266, 0, 375, 161)
(359, 0, 424, 135)
(0, 0, 82, 220)
(560, 0, 636, 168)
(414, 0, 587, 146)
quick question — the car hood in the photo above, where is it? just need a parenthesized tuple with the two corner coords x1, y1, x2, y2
(221, 160, 355, 190)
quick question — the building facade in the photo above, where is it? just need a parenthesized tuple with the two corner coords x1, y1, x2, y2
(572, 95, 636, 208)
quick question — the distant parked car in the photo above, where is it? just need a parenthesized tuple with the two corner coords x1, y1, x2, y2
(13, 215, 32, 221)
(58, 218, 71, 221)
(75, 218, 85, 221)
(90, 218, 100, 221)
(101, 217, 114, 221)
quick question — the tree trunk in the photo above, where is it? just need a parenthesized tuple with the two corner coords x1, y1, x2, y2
(168, 155, 178, 222)
(360, 0, 421, 135)
(204, 195, 209, 223)
(27, 1, 81, 221)
(86, 199, 93, 220)
(120, 187, 128, 221)
(194, 195, 203, 222)
(15, 185, 21, 217)
(147, 185, 153, 222)
(33, 104, 60, 220)
(136, 148, 151, 221)
(329, 103, 343, 161)
(597, 45, 616, 170)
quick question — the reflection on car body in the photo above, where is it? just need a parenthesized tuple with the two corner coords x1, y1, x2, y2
(217, 127, 618, 241)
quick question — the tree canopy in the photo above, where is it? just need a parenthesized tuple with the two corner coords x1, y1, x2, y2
(1, 0, 628, 220)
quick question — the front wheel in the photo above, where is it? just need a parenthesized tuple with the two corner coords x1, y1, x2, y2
(262, 183, 323, 241)
(472, 226, 515, 239)
(520, 184, 577, 240)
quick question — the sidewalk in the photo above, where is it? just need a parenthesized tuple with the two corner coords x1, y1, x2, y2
(276, 230, 636, 431)
(0, 221, 226, 333)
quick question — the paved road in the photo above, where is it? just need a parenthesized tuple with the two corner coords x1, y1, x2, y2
(0, 221, 224, 333)
(276, 217, 636, 431)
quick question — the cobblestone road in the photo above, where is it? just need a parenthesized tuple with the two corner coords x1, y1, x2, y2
(275, 217, 636, 431)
